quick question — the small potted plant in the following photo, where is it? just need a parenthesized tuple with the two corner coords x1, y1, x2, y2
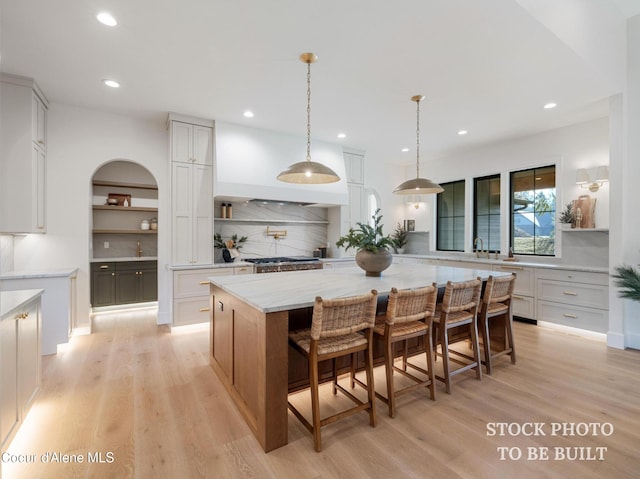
(336, 209, 393, 276)
(558, 202, 575, 229)
(612, 265, 640, 302)
(214, 233, 247, 262)
(391, 222, 408, 254)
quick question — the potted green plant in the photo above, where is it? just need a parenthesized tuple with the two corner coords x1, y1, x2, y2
(214, 233, 247, 262)
(391, 222, 408, 254)
(558, 202, 575, 229)
(612, 265, 640, 302)
(336, 208, 393, 276)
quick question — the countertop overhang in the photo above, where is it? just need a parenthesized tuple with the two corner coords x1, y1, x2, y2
(1, 289, 44, 317)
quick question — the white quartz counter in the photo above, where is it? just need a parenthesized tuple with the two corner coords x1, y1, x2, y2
(0, 267, 78, 280)
(1, 289, 43, 318)
(209, 263, 505, 313)
(91, 257, 157, 263)
(396, 254, 609, 274)
(166, 261, 253, 271)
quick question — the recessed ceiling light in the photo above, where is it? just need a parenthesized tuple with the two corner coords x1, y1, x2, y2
(458, 130, 468, 135)
(96, 12, 117, 27)
(401, 148, 409, 152)
(337, 133, 346, 139)
(544, 102, 557, 109)
(243, 110, 254, 118)
(103, 79, 120, 88)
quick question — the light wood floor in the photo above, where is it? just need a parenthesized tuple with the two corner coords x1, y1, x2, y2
(4, 309, 640, 479)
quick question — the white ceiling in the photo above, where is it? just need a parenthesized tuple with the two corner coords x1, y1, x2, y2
(1, 0, 638, 166)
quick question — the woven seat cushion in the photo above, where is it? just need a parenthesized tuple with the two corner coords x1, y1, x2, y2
(289, 329, 368, 355)
(373, 319, 428, 338)
(486, 302, 508, 315)
(433, 310, 474, 325)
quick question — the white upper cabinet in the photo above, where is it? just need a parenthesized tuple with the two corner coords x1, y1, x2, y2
(344, 152, 364, 184)
(0, 74, 48, 234)
(171, 120, 213, 166)
(169, 114, 214, 265)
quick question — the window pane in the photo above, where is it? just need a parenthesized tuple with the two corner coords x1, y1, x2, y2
(510, 165, 556, 256)
(437, 180, 465, 252)
(473, 175, 500, 253)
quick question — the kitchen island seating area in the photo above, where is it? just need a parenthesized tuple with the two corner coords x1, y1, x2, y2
(287, 290, 379, 452)
(209, 263, 514, 452)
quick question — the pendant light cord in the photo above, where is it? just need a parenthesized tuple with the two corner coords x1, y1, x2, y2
(416, 98, 421, 178)
(306, 61, 312, 162)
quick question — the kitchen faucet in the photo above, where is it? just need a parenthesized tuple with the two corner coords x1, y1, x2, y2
(473, 237, 488, 259)
(136, 240, 142, 258)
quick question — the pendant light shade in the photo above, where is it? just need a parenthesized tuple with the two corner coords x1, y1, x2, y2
(277, 53, 340, 184)
(393, 95, 443, 195)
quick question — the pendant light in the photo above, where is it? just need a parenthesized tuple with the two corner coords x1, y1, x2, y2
(277, 53, 340, 184)
(393, 95, 443, 195)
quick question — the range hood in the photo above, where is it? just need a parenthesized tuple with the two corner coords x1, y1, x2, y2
(214, 121, 349, 206)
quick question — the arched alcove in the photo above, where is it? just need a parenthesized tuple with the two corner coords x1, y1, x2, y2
(90, 160, 159, 308)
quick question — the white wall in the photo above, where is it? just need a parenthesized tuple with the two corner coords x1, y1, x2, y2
(13, 104, 170, 327)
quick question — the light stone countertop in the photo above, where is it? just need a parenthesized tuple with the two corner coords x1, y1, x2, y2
(209, 263, 506, 313)
(0, 289, 44, 318)
(91, 257, 157, 263)
(0, 268, 78, 280)
(166, 261, 254, 271)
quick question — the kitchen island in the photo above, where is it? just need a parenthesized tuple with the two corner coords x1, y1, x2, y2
(208, 263, 508, 452)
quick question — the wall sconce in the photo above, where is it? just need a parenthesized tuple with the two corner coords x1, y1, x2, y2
(576, 166, 608, 192)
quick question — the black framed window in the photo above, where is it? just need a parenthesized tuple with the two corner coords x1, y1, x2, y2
(473, 175, 500, 252)
(510, 165, 556, 256)
(437, 180, 465, 252)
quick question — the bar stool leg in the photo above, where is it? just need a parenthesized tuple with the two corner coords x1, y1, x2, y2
(310, 354, 322, 452)
(481, 316, 493, 375)
(385, 335, 395, 417)
(440, 325, 451, 394)
(425, 328, 436, 400)
(470, 320, 482, 381)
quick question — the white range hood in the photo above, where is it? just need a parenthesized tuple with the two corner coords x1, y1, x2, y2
(214, 121, 349, 206)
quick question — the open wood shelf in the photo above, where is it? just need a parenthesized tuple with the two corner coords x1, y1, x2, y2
(93, 205, 158, 213)
(93, 229, 158, 234)
(215, 218, 328, 225)
(92, 180, 158, 191)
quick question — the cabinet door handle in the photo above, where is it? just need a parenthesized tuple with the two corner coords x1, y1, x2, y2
(15, 312, 29, 320)
(199, 280, 209, 285)
(111, 272, 115, 276)
(199, 307, 210, 312)
(563, 313, 578, 318)
(37, 139, 45, 145)
(100, 265, 109, 269)
(512, 295, 525, 300)
(563, 291, 577, 296)
(500, 265, 524, 271)
(217, 301, 223, 312)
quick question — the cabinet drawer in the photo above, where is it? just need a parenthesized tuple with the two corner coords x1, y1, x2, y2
(536, 268, 608, 286)
(174, 268, 234, 297)
(91, 262, 116, 272)
(537, 301, 607, 333)
(493, 264, 534, 296)
(511, 294, 535, 320)
(173, 297, 210, 326)
(234, 266, 253, 275)
(537, 279, 608, 309)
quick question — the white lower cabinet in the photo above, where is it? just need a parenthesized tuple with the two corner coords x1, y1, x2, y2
(1, 293, 41, 450)
(493, 264, 536, 320)
(536, 269, 608, 333)
(173, 266, 253, 326)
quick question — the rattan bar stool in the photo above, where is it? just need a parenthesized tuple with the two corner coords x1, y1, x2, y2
(288, 290, 378, 452)
(433, 278, 482, 394)
(479, 273, 517, 374)
(369, 284, 438, 417)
